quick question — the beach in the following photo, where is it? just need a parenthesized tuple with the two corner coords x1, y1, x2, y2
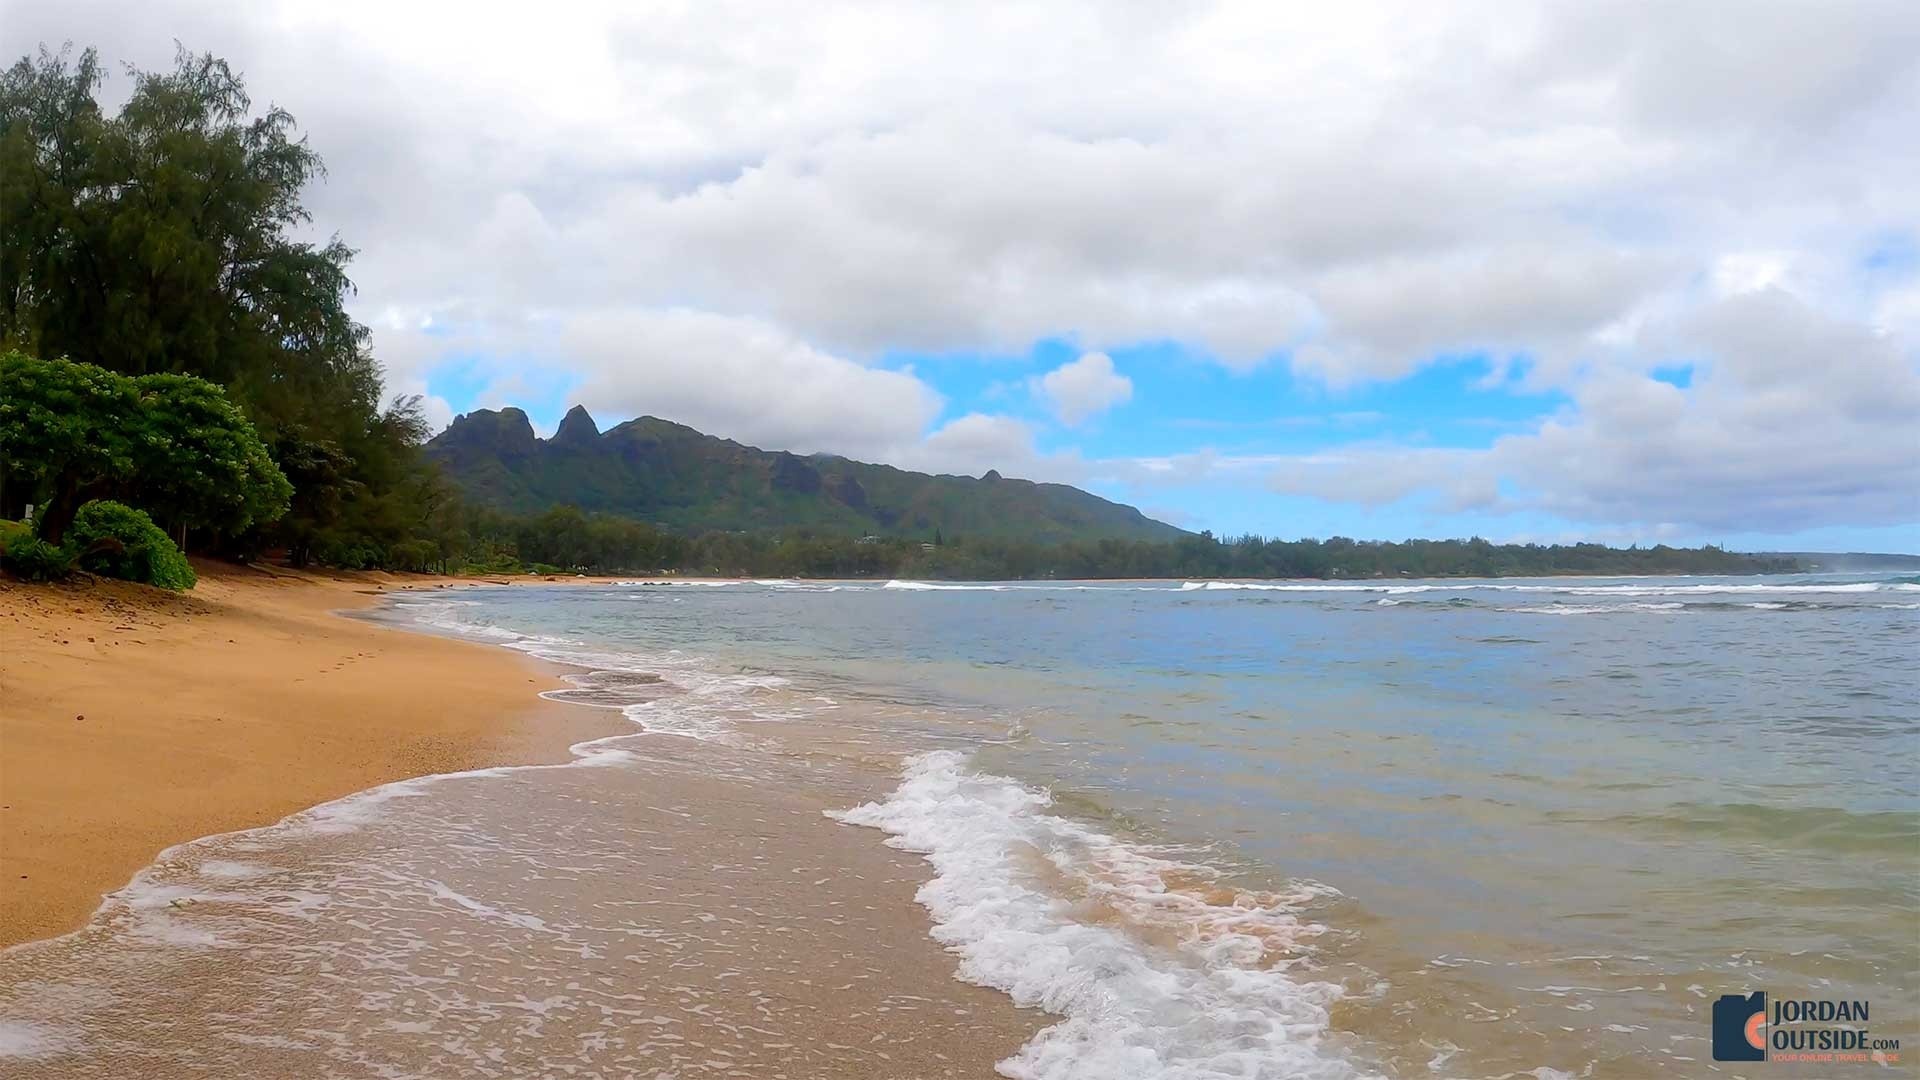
(2, 571, 1913, 1078)
(0, 569, 1044, 1076)
(0, 564, 624, 947)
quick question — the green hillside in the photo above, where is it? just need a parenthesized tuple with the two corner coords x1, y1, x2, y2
(425, 405, 1187, 543)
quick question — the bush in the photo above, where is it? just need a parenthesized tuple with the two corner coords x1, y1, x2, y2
(2, 535, 74, 582)
(65, 500, 196, 590)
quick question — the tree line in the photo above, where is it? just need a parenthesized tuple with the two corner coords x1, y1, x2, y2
(0, 45, 1798, 587)
(400, 509, 1794, 579)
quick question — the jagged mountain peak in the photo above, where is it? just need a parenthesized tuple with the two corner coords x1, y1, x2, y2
(425, 409, 1187, 543)
(552, 404, 600, 446)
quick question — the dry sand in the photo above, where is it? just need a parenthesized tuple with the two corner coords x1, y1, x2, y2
(0, 562, 624, 947)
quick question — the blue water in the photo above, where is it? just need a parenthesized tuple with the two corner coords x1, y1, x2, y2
(403, 572, 1919, 1078)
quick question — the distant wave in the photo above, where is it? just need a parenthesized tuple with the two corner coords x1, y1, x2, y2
(1187, 579, 1916, 597)
(1182, 581, 1432, 594)
(1502, 602, 1688, 615)
(883, 580, 1189, 592)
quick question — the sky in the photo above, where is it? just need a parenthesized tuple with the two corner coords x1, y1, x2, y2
(6, 1, 1918, 551)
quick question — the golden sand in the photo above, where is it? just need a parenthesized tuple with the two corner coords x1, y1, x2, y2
(0, 562, 623, 947)
(0, 565, 1046, 1076)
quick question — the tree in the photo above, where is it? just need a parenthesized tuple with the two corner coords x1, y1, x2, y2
(132, 372, 292, 538)
(0, 349, 140, 541)
(0, 352, 288, 542)
(1, 43, 456, 567)
(0, 45, 358, 389)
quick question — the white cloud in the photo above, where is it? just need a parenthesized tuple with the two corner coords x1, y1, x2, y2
(1271, 289, 1920, 532)
(890, 413, 1102, 487)
(6, 1, 1915, 534)
(375, 307, 944, 461)
(1034, 352, 1133, 425)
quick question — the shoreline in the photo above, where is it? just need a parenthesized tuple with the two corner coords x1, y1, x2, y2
(0, 563, 1049, 1077)
(0, 562, 632, 948)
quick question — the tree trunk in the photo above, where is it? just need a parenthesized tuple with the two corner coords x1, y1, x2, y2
(35, 475, 113, 545)
(37, 477, 83, 545)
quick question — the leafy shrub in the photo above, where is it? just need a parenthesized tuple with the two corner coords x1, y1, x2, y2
(2, 535, 74, 582)
(65, 500, 196, 590)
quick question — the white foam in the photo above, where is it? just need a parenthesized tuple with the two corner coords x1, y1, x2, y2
(884, 580, 1010, 591)
(0, 1020, 68, 1060)
(198, 860, 271, 880)
(1183, 579, 1912, 598)
(832, 751, 1376, 1080)
(1183, 581, 1427, 593)
(1502, 602, 1687, 615)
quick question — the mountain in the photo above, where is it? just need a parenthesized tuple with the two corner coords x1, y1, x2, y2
(426, 405, 1188, 543)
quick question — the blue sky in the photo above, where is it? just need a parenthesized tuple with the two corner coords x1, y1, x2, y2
(418, 326, 1919, 552)
(30, 2, 1914, 553)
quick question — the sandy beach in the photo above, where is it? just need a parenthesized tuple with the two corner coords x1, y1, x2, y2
(0, 563, 625, 947)
(0, 567, 1044, 1076)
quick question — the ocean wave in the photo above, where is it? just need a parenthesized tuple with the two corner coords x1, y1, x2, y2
(1546, 581, 1912, 596)
(1181, 581, 1430, 594)
(832, 751, 1375, 1080)
(511, 638, 791, 746)
(1183, 579, 1915, 597)
(884, 580, 1011, 591)
(1502, 602, 1689, 615)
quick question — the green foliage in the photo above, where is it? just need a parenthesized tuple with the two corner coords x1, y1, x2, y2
(64, 499, 196, 590)
(1, 534, 71, 582)
(419, 506, 1796, 580)
(0, 349, 141, 537)
(0, 352, 288, 543)
(132, 373, 292, 534)
(1, 46, 355, 390)
(1, 45, 417, 566)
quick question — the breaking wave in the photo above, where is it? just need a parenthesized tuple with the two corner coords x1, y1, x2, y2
(832, 751, 1379, 1080)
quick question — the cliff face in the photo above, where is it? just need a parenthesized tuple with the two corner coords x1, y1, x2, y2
(426, 405, 1187, 542)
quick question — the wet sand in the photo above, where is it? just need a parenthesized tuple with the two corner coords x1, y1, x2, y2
(0, 566, 1044, 1075)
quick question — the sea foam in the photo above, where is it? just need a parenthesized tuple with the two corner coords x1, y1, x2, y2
(832, 751, 1378, 1080)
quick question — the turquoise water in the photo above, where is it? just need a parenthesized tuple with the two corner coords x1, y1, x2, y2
(430, 573, 1919, 1077)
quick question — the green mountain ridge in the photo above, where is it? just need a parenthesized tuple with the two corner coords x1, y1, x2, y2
(426, 405, 1188, 543)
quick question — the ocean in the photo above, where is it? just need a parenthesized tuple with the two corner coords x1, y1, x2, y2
(4, 573, 1915, 1078)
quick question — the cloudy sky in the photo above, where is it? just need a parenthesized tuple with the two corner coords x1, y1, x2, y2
(8, 1, 1918, 550)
